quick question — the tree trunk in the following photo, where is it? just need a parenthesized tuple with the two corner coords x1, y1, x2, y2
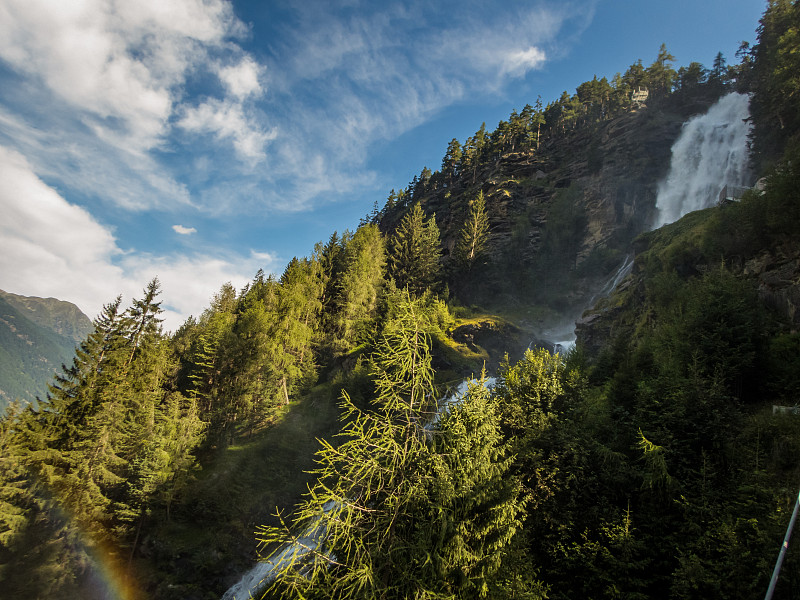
(281, 377, 290, 405)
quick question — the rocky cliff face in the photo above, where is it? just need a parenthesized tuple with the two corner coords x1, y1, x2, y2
(401, 99, 711, 314)
(745, 244, 800, 329)
(574, 213, 800, 356)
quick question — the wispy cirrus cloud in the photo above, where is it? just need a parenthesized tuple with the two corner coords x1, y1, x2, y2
(177, 98, 276, 163)
(0, 0, 268, 212)
(0, 0, 244, 151)
(257, 0, 597, 190)
(0, 0, 596, 217)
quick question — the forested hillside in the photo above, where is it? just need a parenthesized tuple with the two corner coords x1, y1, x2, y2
(0, 290, 92, 408)
(2, 1, 800, 599)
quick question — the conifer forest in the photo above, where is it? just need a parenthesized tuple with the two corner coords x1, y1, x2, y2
(3, 2, 800, 599)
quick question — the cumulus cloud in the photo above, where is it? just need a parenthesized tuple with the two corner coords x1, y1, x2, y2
(172, 225, 197, 235)
(0, 0, 263, 214)
(0, 0, 241, 151)
(218, 57, 264, 100)
(0, 0, 597, 220)
(0, 145, 129, 309)
(0, 145, 277, 331)
(120, 251, 277, 331)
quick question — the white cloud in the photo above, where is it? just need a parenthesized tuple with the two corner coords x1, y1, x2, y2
(178, 99, 276, 162)
(261, 1, 588, 182)
(0, 0, 263, 214)
(0, 145, 129, 311)
(250, 250, 278, 263)
(501, 47, 548, 78)
(0, 145, 277, 331)
(0, 0, 597, 229)
(121, 251, 277, 332)
(218, 57, 264, 100)
(172, 225, 197, 235)
(0, 0, 240, 151)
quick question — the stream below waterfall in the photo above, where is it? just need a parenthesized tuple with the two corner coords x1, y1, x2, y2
(221, 378, 495, 600)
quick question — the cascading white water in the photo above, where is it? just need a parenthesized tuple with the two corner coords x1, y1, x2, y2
(221, 500, 336, 600)
(653, 92, 752, 228)
(548, 94, 751, 349)
(588, 254, 634, 306)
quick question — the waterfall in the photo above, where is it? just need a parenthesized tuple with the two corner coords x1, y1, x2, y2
(221, 92, 755, 600)
(653, 92, 752, 228)
(588, 254, 634, 306)
(425, 377, 496, 430)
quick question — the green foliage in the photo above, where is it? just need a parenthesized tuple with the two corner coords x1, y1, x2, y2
(325, 224, 386, 356)
(0, 295, 86, 409)
(637, 429, 674, 492)
(5, 9, 800, 597)
(258, 294, 524, 599)
(421, 377, 525, 599)
(388, 203, 443, 296)
(0, 280, 209, 594)
(766, 333, 800, 402)
(750, 0, 800, 165)
(453, 191, 491, 272)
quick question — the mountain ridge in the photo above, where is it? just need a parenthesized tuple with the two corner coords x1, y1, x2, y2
(0, 289, 92, 408)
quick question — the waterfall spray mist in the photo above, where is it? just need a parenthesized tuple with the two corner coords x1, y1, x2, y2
(654, 92, 752, 228)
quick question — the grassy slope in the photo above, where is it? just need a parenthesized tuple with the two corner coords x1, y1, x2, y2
(139, 382, 344, 599)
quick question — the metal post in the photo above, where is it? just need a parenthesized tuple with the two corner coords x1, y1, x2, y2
(765, 487, 800, 600)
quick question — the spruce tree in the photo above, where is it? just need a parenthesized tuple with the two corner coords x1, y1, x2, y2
(388, 203, 442, 296)
(329, 224, 386, 354)
(272, 257, 324, 404)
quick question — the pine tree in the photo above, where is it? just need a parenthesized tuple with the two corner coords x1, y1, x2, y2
(454, 190, 491, 272)
(272, 257, 324, 404)
(388, 203, 442, 296)
(442, 138, 462, 187)
(46, 296, 127, 444)
(646, 44, 677, 98)
(420, 377, 526, 598)
(328, 224, 386, 354)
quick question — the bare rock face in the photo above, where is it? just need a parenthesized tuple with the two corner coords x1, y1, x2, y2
(566, 110, 685, 263)
(745, 247, 800, 329)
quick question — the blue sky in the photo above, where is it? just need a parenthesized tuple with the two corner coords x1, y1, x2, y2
(0, 0, 764, 330)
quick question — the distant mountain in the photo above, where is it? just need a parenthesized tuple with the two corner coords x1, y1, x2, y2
(0, 290, 93, 409)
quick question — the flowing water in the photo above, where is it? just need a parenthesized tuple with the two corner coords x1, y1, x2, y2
(222, 502, 335, 600)
(534, 94, 752, 355)
(221, 378, 495, 599)
(653, 92, 752, 228)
